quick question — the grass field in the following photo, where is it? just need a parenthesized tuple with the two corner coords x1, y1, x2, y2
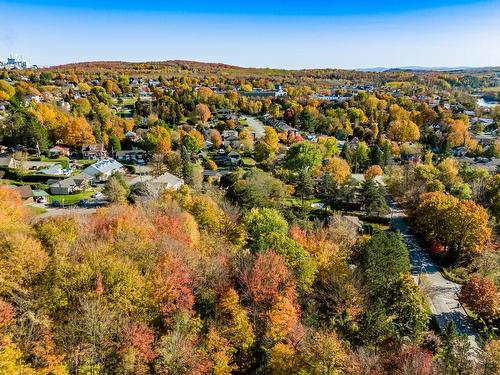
(49, 191, 93, 206)
(112, 97, 138, 106)
(39, 155, 69, 163)
(27, 205, 48, 215)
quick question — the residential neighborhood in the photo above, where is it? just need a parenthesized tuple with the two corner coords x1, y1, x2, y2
(0, 2, 499, 371)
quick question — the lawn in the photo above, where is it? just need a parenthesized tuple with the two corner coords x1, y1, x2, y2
(76, 159, 96, 167)
(241, 157, 256, 167)
(0, 178, 28, 186)
(39, 155, 69, 163)
(112, 97, 137, 106)
(27, 205, 48, 215)
(49, 191, 94, 206)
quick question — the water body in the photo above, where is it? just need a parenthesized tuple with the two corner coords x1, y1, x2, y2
(477, 97, 499, 108)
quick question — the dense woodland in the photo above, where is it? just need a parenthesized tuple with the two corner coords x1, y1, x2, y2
(0, 62, 499, 374)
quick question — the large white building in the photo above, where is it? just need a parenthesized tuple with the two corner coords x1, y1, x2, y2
(2, 55, 30, 70)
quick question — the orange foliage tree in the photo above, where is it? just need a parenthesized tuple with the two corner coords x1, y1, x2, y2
(64, 116, 95, 147)
(459, 276, 500, 321)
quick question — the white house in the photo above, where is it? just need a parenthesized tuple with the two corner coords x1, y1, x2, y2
(83, 158, 124, 181)
(39, 164, 66, 176)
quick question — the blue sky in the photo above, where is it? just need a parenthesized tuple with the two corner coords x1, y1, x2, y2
(1, 0, 499, 69)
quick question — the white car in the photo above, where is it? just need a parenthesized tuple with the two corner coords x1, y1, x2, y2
(91, 192, 104, 199)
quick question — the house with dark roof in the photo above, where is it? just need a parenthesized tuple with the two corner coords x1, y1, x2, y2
(115, 149, 146, 164)
(12, 185, 34, 203)
(82, 143, 108, 160)
(48, 173, 91, 195)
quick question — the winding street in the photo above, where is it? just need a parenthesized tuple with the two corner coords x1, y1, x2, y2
(388, 199, 481, 354)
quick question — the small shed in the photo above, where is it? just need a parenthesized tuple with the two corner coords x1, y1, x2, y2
(33, 190, 50, 203)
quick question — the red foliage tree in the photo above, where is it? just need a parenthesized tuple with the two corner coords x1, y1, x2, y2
(459, 276, 500, 321)
(240, 250, 296, 317)
(0, 300, 14, 330)
(152, 251, 195, 322)
(119, 321, 155, 362)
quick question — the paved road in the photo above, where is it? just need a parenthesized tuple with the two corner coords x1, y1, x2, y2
(242, 115, 266, 139)
(389, 200, 481, 353)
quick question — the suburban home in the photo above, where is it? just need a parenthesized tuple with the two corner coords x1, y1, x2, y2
(212, 154, 240, 167)
(82, 143, 108, 160)
(222, 130, 239, 139)
(49, 145, 70, 157)
(115, 149, 146, 164)
(10, 185, 34, 204)
(129, 171, 184, 191)
(24, 95, 42, 107)
(239, 85, 287, 98)
(124, 131, 140, 142)
(83, 158, 124, 181)
(451, 146, 468, 157)
(150, 171, 184, 190)
(204, 140, 214, 150)
(222, 130, 240, 148)
(217, 109, 236, 121)
(223, 135, 240, 148)
(227, 150, 241, 162)
(48, 173, 91, 195)
(39, 164, 66, 176)
(202, 169, 230, 183)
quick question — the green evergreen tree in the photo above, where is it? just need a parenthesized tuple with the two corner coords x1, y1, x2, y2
(181, 146, 194, 186)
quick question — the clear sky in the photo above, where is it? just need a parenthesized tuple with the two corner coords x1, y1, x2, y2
(1, 0, 499, 69)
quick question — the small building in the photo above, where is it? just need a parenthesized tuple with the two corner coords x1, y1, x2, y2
(227, 150, 240, 161)
(82, 143, 108, 160)
(33, 190, 50, 203)
(0, 156, 17, 169)
(124, 131, 139, 142)
(49, 145, 70, 157)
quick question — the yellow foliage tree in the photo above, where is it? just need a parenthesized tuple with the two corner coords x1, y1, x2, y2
(323, 157, 351, 185)
(387, 119, 420, 143)
(64, 116, 95, 147)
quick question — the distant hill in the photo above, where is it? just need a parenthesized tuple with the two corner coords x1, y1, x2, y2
(49, 60, 500, 74)
(357, 66, 500, 73)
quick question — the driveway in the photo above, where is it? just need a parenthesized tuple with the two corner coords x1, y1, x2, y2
(242, 115, 265, 139)
(33, 206, 97, 221)
(389, 199, 481, 354)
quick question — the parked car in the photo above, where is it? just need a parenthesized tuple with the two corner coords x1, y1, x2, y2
(77, 199, 88, 207)
(91, 192, 104, 199)
(52, 200, 61, 207)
